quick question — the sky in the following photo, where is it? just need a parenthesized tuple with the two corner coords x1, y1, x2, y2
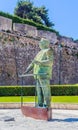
(0, 0, 78, 40)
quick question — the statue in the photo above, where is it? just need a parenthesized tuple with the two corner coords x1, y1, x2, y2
(23, 38, 54, 108)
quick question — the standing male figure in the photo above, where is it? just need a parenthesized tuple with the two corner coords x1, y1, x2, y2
(24, 38, 54, 108)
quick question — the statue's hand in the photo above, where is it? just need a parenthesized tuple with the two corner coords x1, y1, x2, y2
(22, 69, 29, 75)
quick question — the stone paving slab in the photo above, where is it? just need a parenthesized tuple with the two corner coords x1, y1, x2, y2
(0, 103, 78, 109)
(0, 109, 78, 130)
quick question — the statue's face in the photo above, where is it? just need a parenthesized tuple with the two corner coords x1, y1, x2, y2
(39, 38, 50, 49)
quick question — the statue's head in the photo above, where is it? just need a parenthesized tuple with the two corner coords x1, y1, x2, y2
(39, 38, 50, 49)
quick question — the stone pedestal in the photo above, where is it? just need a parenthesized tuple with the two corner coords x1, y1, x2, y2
(21, 106, 52, 120)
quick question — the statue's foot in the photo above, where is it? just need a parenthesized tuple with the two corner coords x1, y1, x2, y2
(43, 104, 48, 108)
(35, 103, 43, 108)
(35, 103, 49, 108)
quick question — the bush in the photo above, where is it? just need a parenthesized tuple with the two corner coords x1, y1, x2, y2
(0, 85, 78, 96)
(51, 85, 78, 96)
(0, 86, 35, 96)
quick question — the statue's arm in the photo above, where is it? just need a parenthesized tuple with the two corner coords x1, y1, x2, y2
(23, 61, 34, 74)
(34, 59, 52, 65)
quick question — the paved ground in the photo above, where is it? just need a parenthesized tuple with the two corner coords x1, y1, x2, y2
(0, 109, 78, 130)
(0, 103, 78, 109)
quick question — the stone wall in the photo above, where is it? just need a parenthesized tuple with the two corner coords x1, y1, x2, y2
(58, 36, 78, 84)
(0, 32, 39, 85)
(0, 16, 12, 31)
(13, 23, 37, 37)
(0, 16, 57, 43)
(0, 16, 78, 85)
(0, 31, 78, 85)
(13, 23, 58, 43)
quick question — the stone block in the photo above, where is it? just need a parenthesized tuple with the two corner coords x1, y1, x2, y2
(0, 16, 12, 31)
(13, 23, 37, 37)
(37, 30, 57, 43)
(21, 106, 52, 120)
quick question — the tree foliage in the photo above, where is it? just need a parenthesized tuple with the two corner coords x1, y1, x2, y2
(14, 0, 54, 27)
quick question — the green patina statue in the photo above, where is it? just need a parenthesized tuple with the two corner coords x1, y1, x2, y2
(24, 38, 54, 108)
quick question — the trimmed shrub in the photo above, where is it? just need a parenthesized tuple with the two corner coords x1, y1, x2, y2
(51, 85, 78, 96)
(0, 85, 78, 96)
(0, 86, 35, 96)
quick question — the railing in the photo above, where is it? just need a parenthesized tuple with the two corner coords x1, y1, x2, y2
(19, 73, 47, 106)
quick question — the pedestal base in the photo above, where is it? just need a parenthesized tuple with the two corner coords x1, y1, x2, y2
(21, 106, 52, 120)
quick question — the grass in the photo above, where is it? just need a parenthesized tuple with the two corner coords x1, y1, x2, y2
(0, 96, 35, 103)
(0, 96, 78, 103)
(52, 96, 78, 103)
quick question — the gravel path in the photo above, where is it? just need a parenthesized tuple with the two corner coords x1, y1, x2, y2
(0, 109, 78, 130)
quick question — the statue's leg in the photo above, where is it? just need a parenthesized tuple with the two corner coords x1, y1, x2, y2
(36, 79, 44, 107)
(40, 79, 51, 108)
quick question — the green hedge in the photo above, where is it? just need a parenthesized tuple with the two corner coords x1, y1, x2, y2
(0, 86, 35, 96)
(0, 85, 78, 96)
(51, 85, 78, 96)
(0, 11, 59, 35)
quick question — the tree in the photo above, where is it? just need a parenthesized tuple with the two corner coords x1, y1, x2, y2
(14, 0, 54, 27)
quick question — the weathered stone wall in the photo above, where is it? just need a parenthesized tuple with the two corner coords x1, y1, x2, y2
(0, 16, 57, 43)
(0, 16, 12, 31)
(0, 31, 78, 85)
(0, 16, 78, 85)
(58, 36, 78, 84)
(13, 23, 37, 37)
(37, 30, 57, 43)
(13, 23, 57, 43)
(0, 32, 40, 85)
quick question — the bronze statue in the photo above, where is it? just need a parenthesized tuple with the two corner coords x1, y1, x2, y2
(24, 38, 54, 108)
